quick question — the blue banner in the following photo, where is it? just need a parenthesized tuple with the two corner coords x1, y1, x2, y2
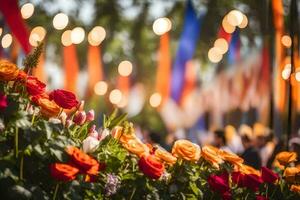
(227, 30, 240, 65)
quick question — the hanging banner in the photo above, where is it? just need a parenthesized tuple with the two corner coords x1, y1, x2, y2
(155, 32, 171, 104)
(86, 45, 103, 97)
(63, 44, 79, 94)
(0, 0, 31, 54)
(170, 0, 205, 103)
(227, 30, 240, 65)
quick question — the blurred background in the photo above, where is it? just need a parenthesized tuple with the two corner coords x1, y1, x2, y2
(1, 0, 300, 167)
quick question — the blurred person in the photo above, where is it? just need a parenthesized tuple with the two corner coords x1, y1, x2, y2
(289, 137, 300, 166)
(239, 124, 262, 169)
(212, 129, 232, 152)
(225, 125, 243, 154)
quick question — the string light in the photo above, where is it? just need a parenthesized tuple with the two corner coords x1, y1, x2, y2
(153, 17, 172, 35)
(227, 10, 243, 26)
(208, 47, 223, 63)
(118, 60, 133, 76)
(214, 38, 228, 54)
(281, 64, 291, 80)
(61, 30, 72, 46)
(88, 26, 106, 46)
(29, 26, 46, 46)
(238, 14, 248, 28)
(71, 27, 85, 44)
(94, 81, 108, 95)
(281, 35, 292, 48)
(53, 13, 69, 30)
(109, 89, 122, 104)
(222, 16, 236, 33)
(21, 3, 34, 19)
(1, 34, 12, 48)
(149, 92, 162, 108)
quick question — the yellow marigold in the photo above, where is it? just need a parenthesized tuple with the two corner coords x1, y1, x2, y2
(38, 97, 61, 118)
(172, 139, 200, 162)
(290, 185, 300, 193)
(122, 138, 149, 157)
(284, 167, 300, 183)
(155, 147, 177, 166)
(0, 60, 19, 81)
(276, 151, 297, 166)
(201, 145, 223, 168)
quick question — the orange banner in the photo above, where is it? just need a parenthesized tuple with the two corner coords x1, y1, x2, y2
(86, 45, 103, 97)
(155, 33, 171, 104)
(63, 44, 79, 94)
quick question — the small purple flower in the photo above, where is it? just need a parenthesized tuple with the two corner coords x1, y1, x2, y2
(104, 174, 120, 196)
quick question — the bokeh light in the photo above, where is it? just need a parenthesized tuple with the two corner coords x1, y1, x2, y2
(153, 17, 172, 35)
(88, 26, 106, 46)
(1, 34, 12, 48)
(208, 47, 223, 63)
(222, 16, 236, 33)
(281, 35, 292, 48)
(0, 28, 3, 37)
(117, 96, 128, 108)
(214, 38, 228, 54)
(118, 60, 133, 76)
(29, 26, 46, 46)
(71, 27, 85, 44)
(227, 10, 243, 26)
(94, 81, 108, 95)
(149, 92, 162, 108)
(21, 3, 34, 19)
(296, 70, 300, 82)
(238, 14, 248, 28)
(53, 13, 69, 30)
(61, 30, 72, 46)
(281, 64, 291, 80)
(109, 89, 122, 104)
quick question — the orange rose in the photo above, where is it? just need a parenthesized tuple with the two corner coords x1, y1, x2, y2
(0, 60, 19, 81)
(155, 147, 177, 166)
(238, 164, 261, 176)
(290, 185, 300, 193)
(201, 145, 223, 168)
(122, 138, 150, 157)
(284, 167, 300, 183)
(218, 149, 244, 167)
(172, 139, 200, 162)
(276, 151, 297, 166)
(38, 97, 61, 118)
(112, 126, 136, 143)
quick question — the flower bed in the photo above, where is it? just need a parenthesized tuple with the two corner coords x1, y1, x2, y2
(1, 53, 300, 199)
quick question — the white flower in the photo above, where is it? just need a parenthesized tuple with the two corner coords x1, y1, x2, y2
(98, 128, 110, 141)
(82, 136, 100, 153)
(48, 117, 61, 124)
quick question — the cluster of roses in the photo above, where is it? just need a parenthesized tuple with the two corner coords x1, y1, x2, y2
(50, 146, 104, 182)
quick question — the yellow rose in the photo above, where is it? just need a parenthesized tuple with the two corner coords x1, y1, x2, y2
(122, 138, 149, 157)
(200, 145, 223, 168)
(172, 139, 200, 162)
(0, 60, 19, 81)
(38, 97, 61, 118)
(155, 147, 177, 166)
(276, 151, 297, 166)
(284, 167, 300, 183)
(218, 149, 244, 167)
(290, 185, 300, 193)
(112, 126, 136, 143)
(238, 164, 261, 176)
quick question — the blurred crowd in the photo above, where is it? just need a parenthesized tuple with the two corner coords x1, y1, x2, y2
(137, 123, 300, 170)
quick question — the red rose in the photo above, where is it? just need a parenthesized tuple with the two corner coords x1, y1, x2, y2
(26, 76, 46, 96)
(138, 154, 164, 179)
(16, 70, 27, 81)
(0, 93, 8, 109)
(66, 146, 99, 171)
(256, 195, 269, 200)
(208, 172, 230, 193)
(50, 163, 79, 182)
(49, 89, 78, 109)
(243, 174, 263, 191)
(222, 191, 232, 200)
(232, 171, 245, 187)
(261, 167, 279, 183)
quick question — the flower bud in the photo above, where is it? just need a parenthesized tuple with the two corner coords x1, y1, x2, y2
(86, 110, 95, 122)
(65, 119, 73, 128)
(73, 111, 86, 125)
(89, 125, 99, 139)
(82, 136, 100, 153)
(59, 111, 67, 126)
(98, 128, 110, 141)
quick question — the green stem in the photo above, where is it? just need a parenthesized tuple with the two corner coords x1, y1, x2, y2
(15, 127, 19, 158)
(52, 183, 59, 200)
(266, 184, 269, 198)
(245, 193, 249, 200)
(31, 113, 36, 125)
(129, 187, 136, 200)
(20, 154, 24, 180)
